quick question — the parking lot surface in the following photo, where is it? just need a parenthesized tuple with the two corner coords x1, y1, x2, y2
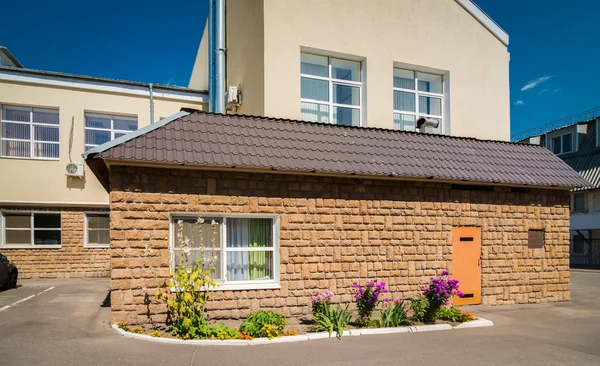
(0, 271, 598, 365)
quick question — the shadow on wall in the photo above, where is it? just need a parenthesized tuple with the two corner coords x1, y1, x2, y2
(111, 166, 570, 208)
(67, 176, 86, 190)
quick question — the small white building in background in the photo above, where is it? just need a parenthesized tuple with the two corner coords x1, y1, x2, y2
(519, 115, 600, 268)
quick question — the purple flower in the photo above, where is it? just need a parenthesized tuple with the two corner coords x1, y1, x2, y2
(441, 270, 449, 276)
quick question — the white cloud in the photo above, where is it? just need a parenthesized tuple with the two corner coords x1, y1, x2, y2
(514, 100, 524, 105)
(538, 88, 549, 95)
(553, 88, 562, 93)
(521, 75, 552, 91)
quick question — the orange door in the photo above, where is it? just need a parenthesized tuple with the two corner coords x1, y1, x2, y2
(452, 227, 481, 306)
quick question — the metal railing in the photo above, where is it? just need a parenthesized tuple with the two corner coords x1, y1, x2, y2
(511, 107, 600, 142)
(570, 238, 600, 269)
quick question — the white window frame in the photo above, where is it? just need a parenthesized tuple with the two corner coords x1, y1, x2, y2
(300, 53, 364, 127)
(0, 104, 60, 160)
(0, 211, 62, 249)
(392, 69, 445, 134)
(169, 213, 280, 291)
(551, 132, 573, 155)
(84, 112, 138, 150)
(84, 212, 110, 249)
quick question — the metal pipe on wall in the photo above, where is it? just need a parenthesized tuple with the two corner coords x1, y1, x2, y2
(208, 0, 216, 112)
(149, 83, 155, 123)
(214, 0, 226, 113)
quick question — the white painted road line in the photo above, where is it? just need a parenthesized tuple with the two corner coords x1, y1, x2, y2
(0, 286, 55, 311)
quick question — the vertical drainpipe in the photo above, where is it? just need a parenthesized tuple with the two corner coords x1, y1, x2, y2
(208, 0, 216, 112)
(214, 0, 226, 113)
(149, 83, 155, 123)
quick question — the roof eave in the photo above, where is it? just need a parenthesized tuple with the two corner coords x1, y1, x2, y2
(92, 158, 582, 191)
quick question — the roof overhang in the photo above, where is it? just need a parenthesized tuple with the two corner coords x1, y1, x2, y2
(90, 158, 576, 194)
(0, 66, 208, 102)
(455, 0, 509, 46)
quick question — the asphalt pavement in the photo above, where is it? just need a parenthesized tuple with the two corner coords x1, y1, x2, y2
(0, 271, 598, 365)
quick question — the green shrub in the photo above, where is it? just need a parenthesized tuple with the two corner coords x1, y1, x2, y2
(437, 306, 463, 322)
(410, 295, 428, 322)
(314, 302, 352, 339)
(437, 306, 477, 323)
(239, 310, 287, 338)
(378, 299, 410, 328)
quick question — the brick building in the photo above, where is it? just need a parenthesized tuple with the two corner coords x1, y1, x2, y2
(85, 111, 587, 325)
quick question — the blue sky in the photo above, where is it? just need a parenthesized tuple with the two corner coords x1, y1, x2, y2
(2, 0, 598, 137)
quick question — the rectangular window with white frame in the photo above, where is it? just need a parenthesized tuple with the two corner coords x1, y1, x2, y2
(393, 69, 444, 134)
(552, 133, 573, 155)
(171, 215, 280, 290)
(1, 212, 61, 248)
(300, 52, 363, 127)
(84, 112, 137, 150)
(84, 213, 110, 248)
(1, 105, 59, 159)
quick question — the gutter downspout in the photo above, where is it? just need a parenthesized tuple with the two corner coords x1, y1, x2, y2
(214, 0, 226, 113)
(149, 83, 155, 123)
(208, 0, 216, 112)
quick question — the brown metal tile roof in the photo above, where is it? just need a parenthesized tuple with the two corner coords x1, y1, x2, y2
(89, 111, 589, 188)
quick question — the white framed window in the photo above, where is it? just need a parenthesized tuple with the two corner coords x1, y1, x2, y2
(170, 214, 280, 291)
(300, 52, 363, 127)
(552, 133, 573, 155)
(393, 69, 444, 134)
(84, 213, 110, 248)
(84, 112, 137, 150)
(1, 212, 61, 249)
(1, 105, 60, 159)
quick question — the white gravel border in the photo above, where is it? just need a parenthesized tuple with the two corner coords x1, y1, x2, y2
(111, 317, 493, 346)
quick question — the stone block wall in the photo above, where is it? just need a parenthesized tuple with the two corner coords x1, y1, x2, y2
(108, 166, 571, 326)
(1, 207, 111, 278)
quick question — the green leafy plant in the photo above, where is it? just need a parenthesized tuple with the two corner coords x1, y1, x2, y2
(117, 322, 129, 331)
(437, 306, 477, 323)
(378, 299, 410, 328)
(437, 306, 463, 322)
(314, 302, 352, 339)
(211, 322, 240, 340)
(239, 310, 287, 338)
(154, 218, 219, 339)
(410, 295, 428, 322)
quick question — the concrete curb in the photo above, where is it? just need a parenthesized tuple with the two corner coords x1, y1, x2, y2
(453, 318, 494, 329)
(111, 318, 493, 345)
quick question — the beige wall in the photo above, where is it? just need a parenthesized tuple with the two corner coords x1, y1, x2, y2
(217, 0, 510, 140)
(0, 80, 207, 205)
(188, 22, 210, 91)
(226, 0, 265, 116)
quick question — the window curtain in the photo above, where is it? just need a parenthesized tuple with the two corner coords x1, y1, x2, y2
(227, 218, 271, 281)
(248, 219, 271, 280)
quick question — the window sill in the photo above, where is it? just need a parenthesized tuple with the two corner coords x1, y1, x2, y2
(0, 245, 62, 249)
(170, 282, 281, 292)
(0, 156, 60, 161)
(84, 244, 110, 249)
(217, 282, 281, 291)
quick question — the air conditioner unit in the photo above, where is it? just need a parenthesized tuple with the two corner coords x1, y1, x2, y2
(65, 162, 84, 177)
(225, 86, 241, 111)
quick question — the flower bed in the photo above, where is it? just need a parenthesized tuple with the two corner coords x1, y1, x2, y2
(125, 218, 483, 343)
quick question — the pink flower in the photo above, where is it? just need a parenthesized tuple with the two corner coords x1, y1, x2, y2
(182, 246, 191, 257)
